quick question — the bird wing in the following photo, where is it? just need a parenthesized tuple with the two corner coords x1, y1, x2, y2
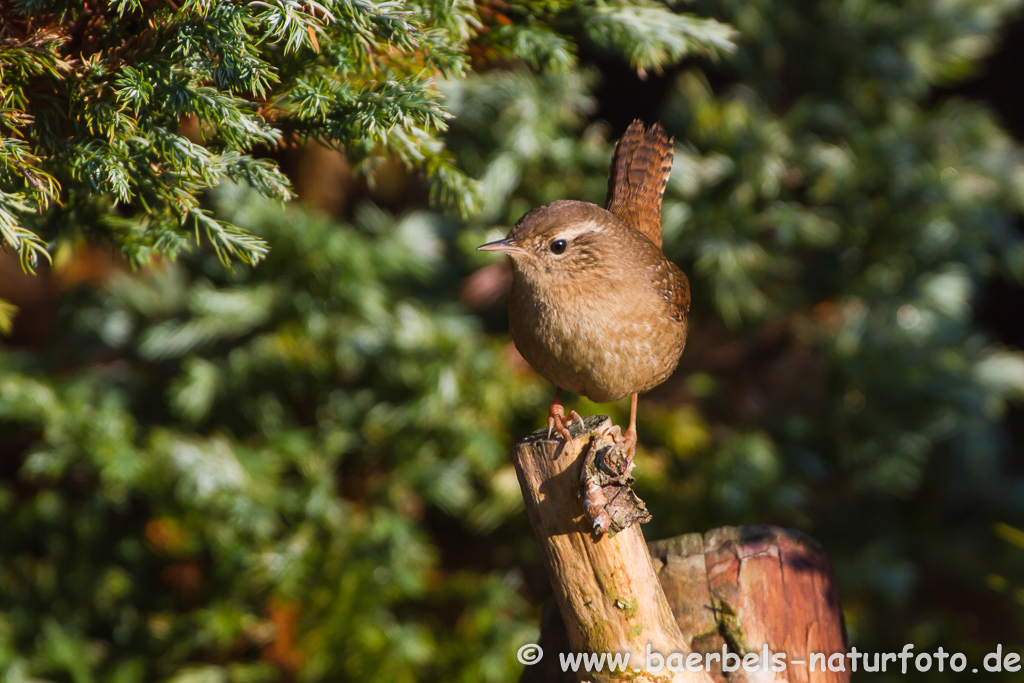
(605, 120, 674, 249)
(652, 257, 690, 323)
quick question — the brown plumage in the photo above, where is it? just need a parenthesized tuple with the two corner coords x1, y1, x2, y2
(478, 120, 689, 461)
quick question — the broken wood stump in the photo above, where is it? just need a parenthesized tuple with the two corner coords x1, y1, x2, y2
(513, 416, 848, 683)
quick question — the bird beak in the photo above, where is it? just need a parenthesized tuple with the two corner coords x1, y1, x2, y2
(477, 236, 523, 254)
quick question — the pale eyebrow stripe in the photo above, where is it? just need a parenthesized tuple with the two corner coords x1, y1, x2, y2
(558, 220, 600, 241)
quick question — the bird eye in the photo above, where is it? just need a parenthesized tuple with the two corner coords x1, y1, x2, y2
(550, 239, 567, 254)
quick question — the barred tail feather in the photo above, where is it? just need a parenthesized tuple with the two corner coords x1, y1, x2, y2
(605, 120, 674, 248)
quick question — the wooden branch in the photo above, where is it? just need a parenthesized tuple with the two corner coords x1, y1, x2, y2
(514, 418, 849, 683)
(524, 526, 850, 683)
(513, 415, 715, 683)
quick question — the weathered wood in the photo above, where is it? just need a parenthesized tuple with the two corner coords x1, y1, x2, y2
(513, 416, 714, 683)
(523, 526, 849, 683)
(515, 418, 849, 683)
(685, 526, 847, 683)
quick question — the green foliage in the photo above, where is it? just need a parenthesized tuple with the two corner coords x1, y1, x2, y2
(0, 183, 545, 682)
(643, 0, 1024, 672)
(3, 0, 1024, 682)
(0, 0, 733, 269)
(582, 2, 735, 75)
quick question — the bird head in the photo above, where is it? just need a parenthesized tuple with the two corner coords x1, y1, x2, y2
(477, 200, 631, 279)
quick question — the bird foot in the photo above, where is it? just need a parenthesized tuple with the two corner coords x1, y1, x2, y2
(581, 421, 650, 535)
(594, 423, 638, 474)
(547, 403, 584, 450)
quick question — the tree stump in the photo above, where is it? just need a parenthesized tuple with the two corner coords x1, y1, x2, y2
(514, 416, 848, 683)
(648, 527, 849, 683)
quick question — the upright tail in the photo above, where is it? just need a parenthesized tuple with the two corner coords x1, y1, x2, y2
(605, 120, 674, 249)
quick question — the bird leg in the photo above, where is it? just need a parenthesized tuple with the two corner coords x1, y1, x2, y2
(623, 392, 639, 463)
(547, 387, 584, 449)
(580, 395, 650, 534)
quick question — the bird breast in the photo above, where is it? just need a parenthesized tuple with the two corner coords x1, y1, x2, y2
(508, 258, 688, 403)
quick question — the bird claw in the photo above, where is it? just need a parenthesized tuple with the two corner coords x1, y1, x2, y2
(547, 404, 581, 451)
(594, 423, 638, 474)
(581, 419, 650, 534)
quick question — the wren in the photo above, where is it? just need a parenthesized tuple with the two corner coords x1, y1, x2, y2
(478, 121, 689, 463)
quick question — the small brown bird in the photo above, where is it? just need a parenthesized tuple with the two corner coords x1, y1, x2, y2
(478, 121, 690, 463)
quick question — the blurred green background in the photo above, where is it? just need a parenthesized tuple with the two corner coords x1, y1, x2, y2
(2, 0, 1024, 681)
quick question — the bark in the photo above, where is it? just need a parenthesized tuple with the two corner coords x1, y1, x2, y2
(513, 415, 716, 683)
(514, 417, 848, 683)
